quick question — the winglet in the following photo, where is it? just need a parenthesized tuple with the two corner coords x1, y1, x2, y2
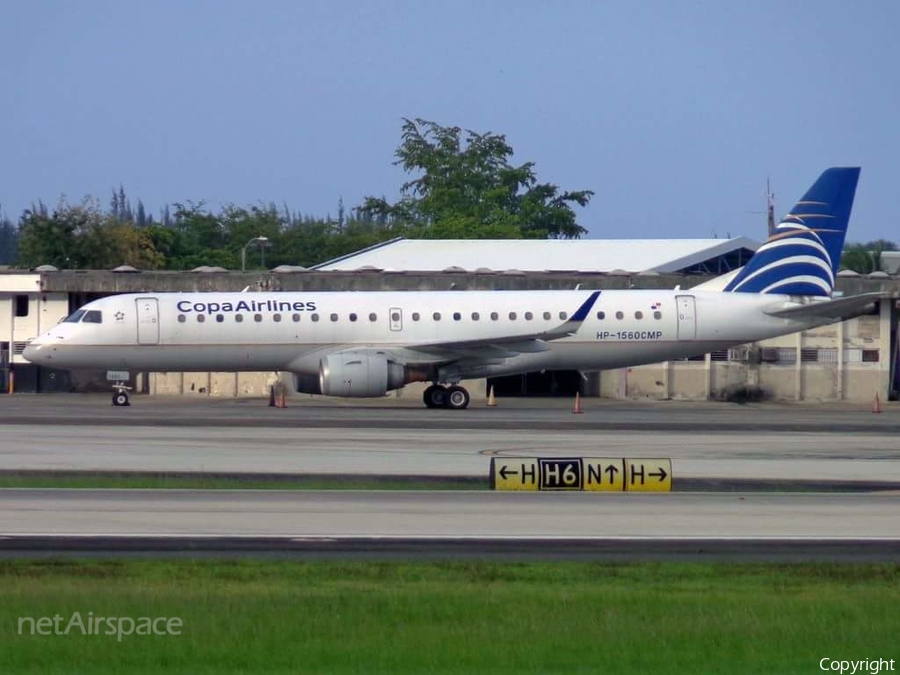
(543, 291, 600, 339)
(570, 291, 601, 322)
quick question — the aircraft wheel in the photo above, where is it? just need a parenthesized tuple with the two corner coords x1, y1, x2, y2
(423, 385, 448, 409)
(112, 391, 130, 407)
(446, 386, 470, 410)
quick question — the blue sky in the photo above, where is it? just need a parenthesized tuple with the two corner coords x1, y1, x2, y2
(1, 0, 897, 243)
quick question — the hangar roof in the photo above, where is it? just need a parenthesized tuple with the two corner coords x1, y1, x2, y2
(313, 237, 760, 275)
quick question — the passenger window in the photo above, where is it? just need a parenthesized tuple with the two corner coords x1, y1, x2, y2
(453, 312, 461, 321)
(177, 314, 186, 323)
(64, 310, 86, 323)
(273, 313, 282, 322)
(236, 314, 244, 323)
(412, 312, 420, 321)
(635, 311, 643, 320)
(349, 313, 358, 322)
(525, 312, 533, 321)
(491, 312, 499, 321)
(330, 313, 338, 322)
(197, 314, 205, 323)
(559, 312, 567, 320)
(433, 312, 441, 321)
(292, 314, 300, 322)
(311, 314, 320, 322)
(654, 311, 662, 320)
(597, 311, 605, 320)
(471, 312, 480, 321)
(216, 314, 224, 323)
(254, 314, 262, 322)
(615, 311, 624, 320)
(369, 313, 377, 322)
(392, 311, 401, 322)
(83, 310, 103, 324)
(509, 311, 517, 320)
(543, 311, 551, 320)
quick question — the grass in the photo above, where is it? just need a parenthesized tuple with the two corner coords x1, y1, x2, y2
(1, 559, 898, 674)
(0, 472, 486, 491)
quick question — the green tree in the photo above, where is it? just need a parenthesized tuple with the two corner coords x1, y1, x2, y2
(220, 204, 283, 270)
(841, 240, 898, 274)
(16, 198, 163, 269)
(359, 118, 593, 239)
(168, 201, 233, 268)
(16, 199, 90, 268)
(0, 209, 17, 264)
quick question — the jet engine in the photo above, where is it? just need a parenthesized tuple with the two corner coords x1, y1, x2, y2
(293, 353, 411, 397)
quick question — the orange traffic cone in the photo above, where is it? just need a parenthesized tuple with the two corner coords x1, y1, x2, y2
(873, 392, 882, 414)
(278, 386, 287, 409)
(572, 391, 583, 414)
(268, 386, 276, 407)
(487, 385, 497, 407)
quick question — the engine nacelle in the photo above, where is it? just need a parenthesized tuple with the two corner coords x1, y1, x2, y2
(318, 353, 407, 398)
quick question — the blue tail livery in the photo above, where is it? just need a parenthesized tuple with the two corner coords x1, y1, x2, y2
(725, 167, 861, 297)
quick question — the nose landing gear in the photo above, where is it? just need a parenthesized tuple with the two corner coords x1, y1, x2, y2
(111, 382, 131, 407)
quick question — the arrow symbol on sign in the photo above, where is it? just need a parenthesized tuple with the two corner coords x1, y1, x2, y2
(499, 466, 518, 480)
(649, 467, 668, 482)
(605, 465, 619, 481)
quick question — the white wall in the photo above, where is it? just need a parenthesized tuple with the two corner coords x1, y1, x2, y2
(0, 292, 70, 363)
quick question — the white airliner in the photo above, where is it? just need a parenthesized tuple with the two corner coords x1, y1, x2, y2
(25, 167, 878, 409)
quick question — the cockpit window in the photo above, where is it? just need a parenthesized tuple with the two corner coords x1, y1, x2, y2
(63, 310, 86, 323)
(82, 310, 103, 324)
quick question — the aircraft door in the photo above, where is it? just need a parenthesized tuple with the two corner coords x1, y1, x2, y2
(389, 307, 403, 332)
(676, 295, 696, 340)
(136, 297, 159, 345)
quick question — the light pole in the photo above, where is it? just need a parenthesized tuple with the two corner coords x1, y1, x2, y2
(241, 236, 269, 272)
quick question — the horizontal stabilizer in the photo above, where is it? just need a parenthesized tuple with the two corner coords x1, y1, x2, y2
(764, 292, 886, 321)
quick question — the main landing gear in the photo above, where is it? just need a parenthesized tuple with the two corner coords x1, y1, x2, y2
(111, 382, 131, 407)
(423, 384, 470, 410)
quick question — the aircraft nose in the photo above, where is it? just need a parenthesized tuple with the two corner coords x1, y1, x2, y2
(22, 341, 42, 363)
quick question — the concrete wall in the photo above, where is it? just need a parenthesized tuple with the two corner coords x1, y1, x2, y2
(150, 372, 275, 398)
(592, 300, 891, 403)
(148, 371, 487, 403)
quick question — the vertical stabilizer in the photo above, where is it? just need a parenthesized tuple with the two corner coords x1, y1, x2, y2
(725, 167, 860, 296)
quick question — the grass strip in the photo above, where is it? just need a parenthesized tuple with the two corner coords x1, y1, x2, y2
(1, 559, 898, 674)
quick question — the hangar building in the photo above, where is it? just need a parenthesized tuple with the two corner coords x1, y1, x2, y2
(312, 237, 759, 276)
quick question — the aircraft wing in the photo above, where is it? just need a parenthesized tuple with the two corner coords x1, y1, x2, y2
(407, 290, 599, 361)
(763, 292, 887, 321)
(334, 291, 601, 366)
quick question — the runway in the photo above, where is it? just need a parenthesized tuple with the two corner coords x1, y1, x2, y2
(1, 395, 898, 561)
(3, 489, 900, 537)
(1, 489, 899, 561)
(0, 396, 898, 482)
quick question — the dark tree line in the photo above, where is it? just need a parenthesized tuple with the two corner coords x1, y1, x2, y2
(8, 194, 403, 271)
